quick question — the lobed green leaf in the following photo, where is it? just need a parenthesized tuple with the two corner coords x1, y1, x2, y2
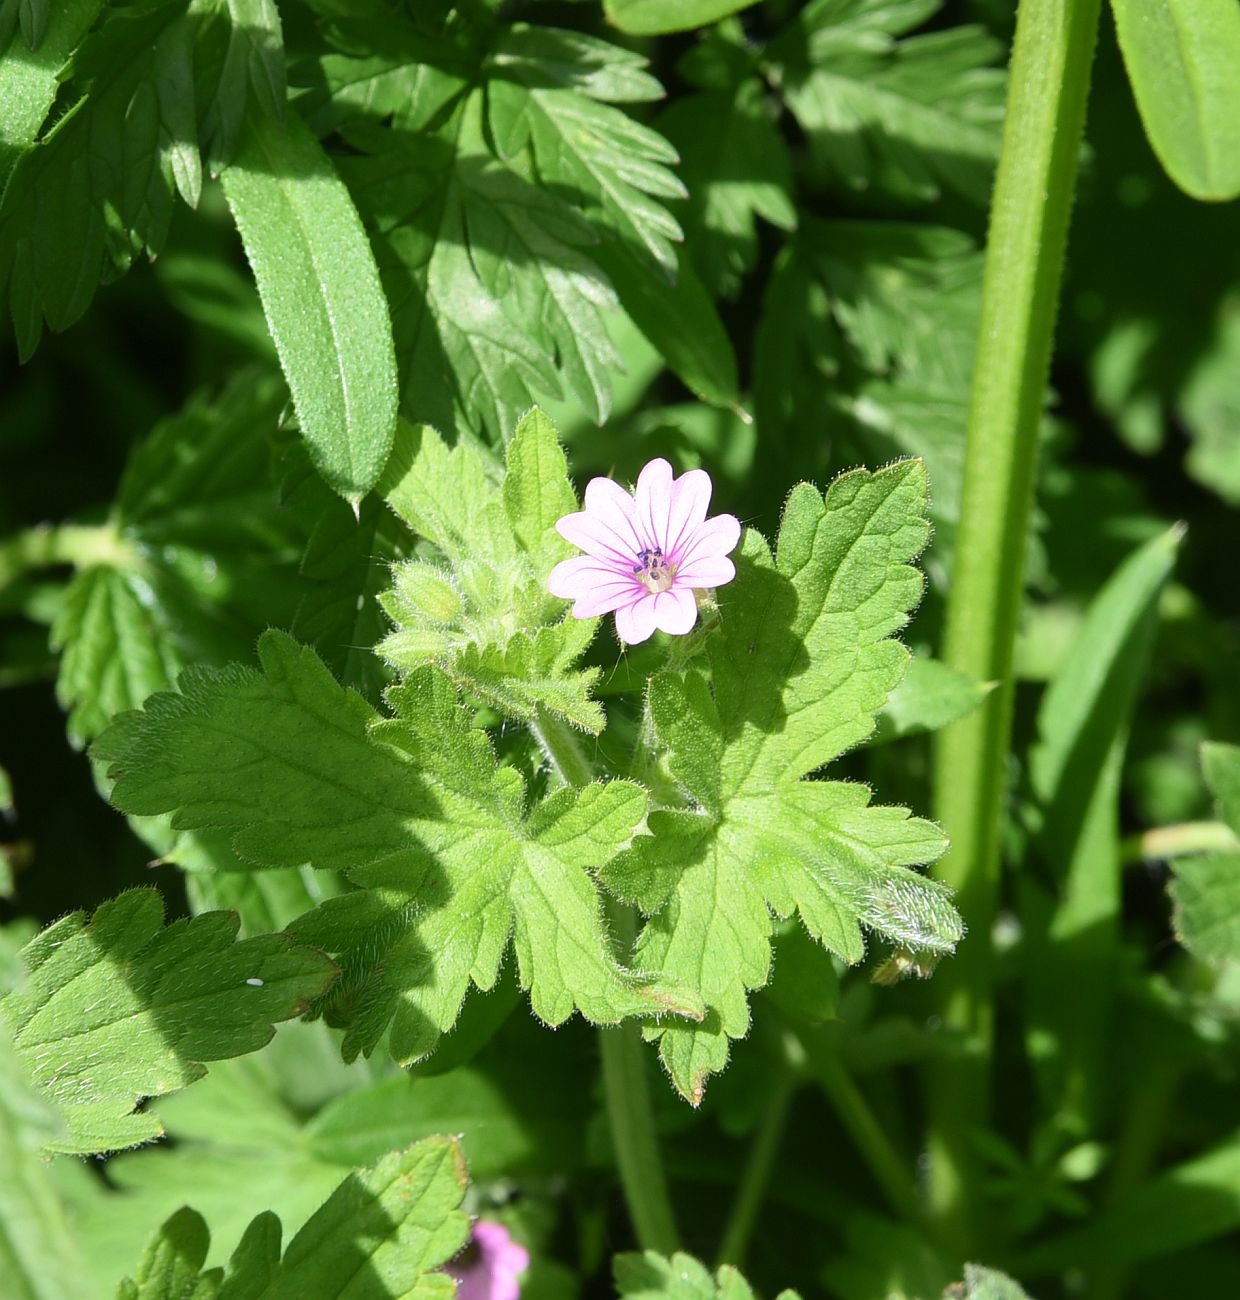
(604, 461, 959, 1102)
(0, 889, 336, 1154)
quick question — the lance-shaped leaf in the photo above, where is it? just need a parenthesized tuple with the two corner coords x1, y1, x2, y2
(602, 461, 959, 1102)
(378, 410, 604, 732)
(222, 112, 397, 502)
(96, 632, 701, 1065)
(118, 1137, 469, 1300)
(0, 889, 336, 1154)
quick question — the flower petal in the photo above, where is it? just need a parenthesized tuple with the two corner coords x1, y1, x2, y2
(652, 586, 698, 635)
(615, 593, 658, 644)
(679, 513, 741, 568)
(633, 458, 674, 553)
(575, 581, 641, 619)
(550, 557, 639, 618)
(676, 554, 736, 589)
(663, 468, 713, 559)
(548, 555, 613, 600)
(556, 506, 636, 569)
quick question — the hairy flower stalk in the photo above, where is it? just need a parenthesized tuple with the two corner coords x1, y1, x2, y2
(549, 458, 740, 643)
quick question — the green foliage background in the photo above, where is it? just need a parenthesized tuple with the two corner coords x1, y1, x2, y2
(2, 2, 1240, 1298)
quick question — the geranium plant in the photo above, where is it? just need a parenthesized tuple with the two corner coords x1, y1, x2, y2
(3, 3, 1240, 1299)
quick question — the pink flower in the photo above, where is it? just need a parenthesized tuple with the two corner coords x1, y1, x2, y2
(446, 1221, 530, 1300)
(548, 458, 741, 645)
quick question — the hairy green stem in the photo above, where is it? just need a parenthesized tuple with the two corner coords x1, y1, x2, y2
(1121, 821, 1240, 864)
(0, 521, 136, 590)
(928, 0, 1103, 1247)
(715, 1067, 797, 1269)
(800, 1028, 923, 1226)
(529, 707, 681, 1255)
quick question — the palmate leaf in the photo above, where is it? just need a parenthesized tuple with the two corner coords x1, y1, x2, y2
(615, 1250, 801, 1300)
(49, 368, 302, 747)
(378, 409, 603, 732)
(118, 1137, 469, 1300)
(767, 0, 1005, 206)
(0, 889, 336, 1154)
(602, 461, 960, 1102)
(195, 0, 286, 171)
(97, 631, 702, 1065)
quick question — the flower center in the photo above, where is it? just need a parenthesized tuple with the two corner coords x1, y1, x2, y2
(633, 546, 675, 594)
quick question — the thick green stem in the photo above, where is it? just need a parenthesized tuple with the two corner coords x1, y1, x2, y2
(715, 1067, 797, 1269)
(529, 708, 681, 1255)
(928, 0, 1102, 1247)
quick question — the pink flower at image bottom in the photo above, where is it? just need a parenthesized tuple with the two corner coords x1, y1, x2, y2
(548, 458, 741, 644)
(446, 1220, 530, 1300)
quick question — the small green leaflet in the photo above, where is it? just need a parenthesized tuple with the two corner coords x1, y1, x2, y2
(615, 1250, 801, 1300)
(659, 78, 797, 299)
(0, 889, 336, 1154)
(222, 112, 398, 502)
(379, 409, 603, 733)
(485, 29, 685, 274)
(197, 0, 286, 171)
(767, 0, 1005, 206)
(870, 656, 993, 742)
(1169, 742, 1240, 963)
(602, 461, 960, 1102)
(96, 631, 702, 1065)
(117, 1137, 469, 1300)
(0, 0, 104, 184)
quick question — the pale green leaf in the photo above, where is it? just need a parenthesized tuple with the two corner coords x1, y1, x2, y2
(97, 632, 701, 1064)
(225, 1138, 468, 1300)
(614, 1250, 801, 1300)
(117, 1207, 219, 1300)
(604, 0, 761, 36)
(1111, 0, 1240, 202)
(502, 69, 685, 274)
(769, 0, 1004, 205)
(0, 889, 336, 1154)
(222, 111, 397, 501)
(379, 414, 602, 732)
(489, 23, 665, 102)
(116, 1138, 469, 1300)
(603, 462, 958, 1101)
(871, 656, 992, 742)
